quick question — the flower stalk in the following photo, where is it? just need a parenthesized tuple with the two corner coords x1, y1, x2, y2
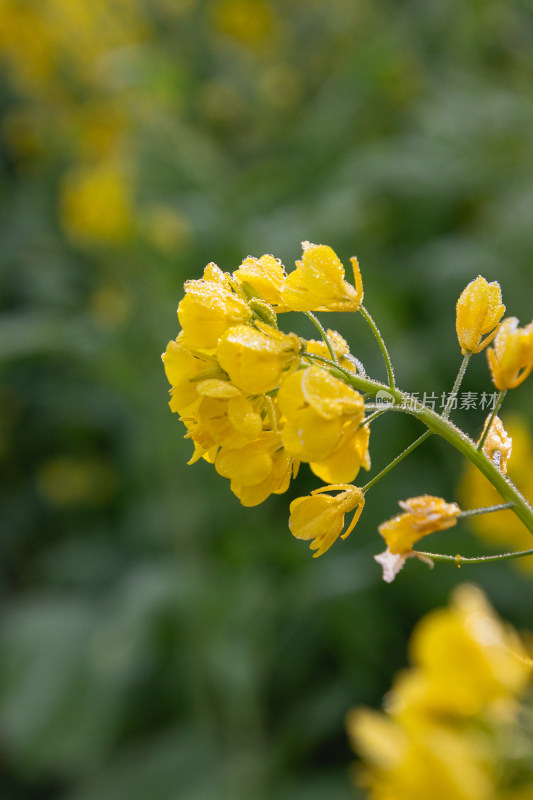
(359, 304, 396, 390)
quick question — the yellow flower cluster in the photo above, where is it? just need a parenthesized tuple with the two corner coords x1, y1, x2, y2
(162, 243, 369, 544)
(348, 585, 533, 800)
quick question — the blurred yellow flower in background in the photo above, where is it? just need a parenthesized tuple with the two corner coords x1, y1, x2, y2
(347, 584, 533, 800)
(212, 0, 278, 49)
(60, 160, 134, 244)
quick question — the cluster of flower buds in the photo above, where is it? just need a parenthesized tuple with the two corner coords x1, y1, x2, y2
(348, 585, 533, 798)
(162, 243, 368, 550)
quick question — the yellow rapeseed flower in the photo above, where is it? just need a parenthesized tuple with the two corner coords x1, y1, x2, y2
(233, 254, 286, 307)
(309, 423, 371, 484)
(278, 366, 365, 463)
(487, 316, 533, 391)
(162, 339, 220, 416)
(393, 584, 532, 719)
(348, 709, 492, 800)
(455, 275, 505, 355)
(178, 264, 252, 351)
(215, 432, 295, 506)
(216, 323, 300, 394)
(281, 241, 363, 313)
(193, 391, 263, 449)
(304, 329, 358, 373)
(288, 484, 365, 557)
(375, 495, 461, 582)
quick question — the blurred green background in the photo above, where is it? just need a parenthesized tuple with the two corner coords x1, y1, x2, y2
(2, 1, 533, 798)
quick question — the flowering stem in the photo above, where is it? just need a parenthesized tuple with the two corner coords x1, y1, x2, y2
(476, 390, 506, 451)
(459, 502, 513, 518)
(304, 353, 533, 535)
(416, 548, 533, 565)
(304, 312, 339, 365)
(361, 430, 432, 493)
(359, 305, 395, 390)
(442, 351, 471, 420)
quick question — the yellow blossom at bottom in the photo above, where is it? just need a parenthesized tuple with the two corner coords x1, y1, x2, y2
(347, 585, 533, 800)
(288, 484, 364, 557)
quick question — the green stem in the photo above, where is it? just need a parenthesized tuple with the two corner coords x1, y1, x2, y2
(442, 351, 471, 420)
(359, 305, 395, 390)
(417, 548, 533, 565)
(304, 311, 339, 365)
(477, 390, 506, 451)
(304, 358, 533, 537)
(361, 430, 432, 493)
(459, 502, 513, 518)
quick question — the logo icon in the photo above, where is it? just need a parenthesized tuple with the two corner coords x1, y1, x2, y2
(375, 389, 395, 407)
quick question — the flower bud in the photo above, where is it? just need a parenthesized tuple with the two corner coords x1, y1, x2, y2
(456, 276, 505, 355)
(478, 415, 512, 473)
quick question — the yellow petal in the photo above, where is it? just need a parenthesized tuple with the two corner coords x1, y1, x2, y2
(281, 242, 363, 312)
(310, 424, 370, 484)
(233, 253, 286, 305)
(217, 324, 299, 394)
(301, 366, 364, 420)
(216, 442, 273, 486)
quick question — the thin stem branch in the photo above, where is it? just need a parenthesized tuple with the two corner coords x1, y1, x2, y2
(304, 311, 339, 365)
(360, 408, 388, 428)
(359, 304, 395, 390)
(417, 548, 533, 565)
(361, 430, 432, 493)
(477, 390, 507, 451)
(442, 351, 471, 420)
(459, 502, 513, 518)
